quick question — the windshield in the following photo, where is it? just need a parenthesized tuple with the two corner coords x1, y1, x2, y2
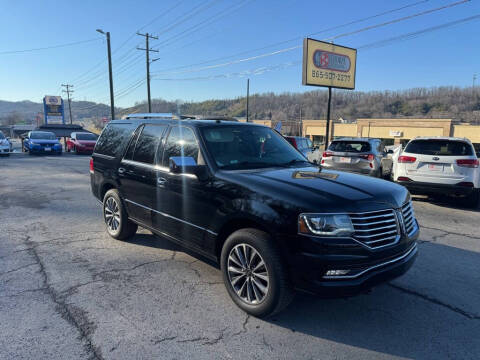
(405, 140, 473, 156)
(76, 133, 97, 140)
(201, 125, 308, 170)
(328, 141, 371, 153)
(30, 132, 56, 140)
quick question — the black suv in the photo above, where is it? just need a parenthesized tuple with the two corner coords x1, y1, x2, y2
(90, 118, 419, 317)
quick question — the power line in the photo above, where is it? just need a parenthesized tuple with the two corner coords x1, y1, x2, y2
(152, 0, 432, 74)
(152, 0, 470, 77)
(0, 37, 102, 55)
(156, 0, 253, 48)
(153, 13, 480, 83)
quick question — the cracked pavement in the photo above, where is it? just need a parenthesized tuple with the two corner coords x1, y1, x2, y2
(1, 154, 479, 359)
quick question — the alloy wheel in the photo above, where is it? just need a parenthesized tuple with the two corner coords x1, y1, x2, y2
(104, 197, 120, 232)
(227, 244, 269, 304)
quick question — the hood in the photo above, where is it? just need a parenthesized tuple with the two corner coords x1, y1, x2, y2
(218, 166, 409, 213)
(31, 139, 60, 144)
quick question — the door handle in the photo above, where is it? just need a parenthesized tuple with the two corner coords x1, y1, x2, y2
(157, 177, 167, 186)
(118, 167, 126, 174)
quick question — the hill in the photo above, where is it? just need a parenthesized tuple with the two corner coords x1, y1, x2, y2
(1, 86, 479, 127)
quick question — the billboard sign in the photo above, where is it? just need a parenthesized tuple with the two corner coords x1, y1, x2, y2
(302, 38, 357, 90)
(43, 96, 65, 124)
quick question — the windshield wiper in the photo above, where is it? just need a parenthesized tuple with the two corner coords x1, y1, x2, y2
(219, 161, 274, 170)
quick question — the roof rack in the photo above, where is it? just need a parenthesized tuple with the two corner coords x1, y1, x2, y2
(196, 116, 238, 122)
(125, 113, 174, 120)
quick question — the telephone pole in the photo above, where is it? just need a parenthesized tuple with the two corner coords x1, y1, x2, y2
(61, 84, 74, 124)
(246, 79, 250, 122)
(137, 32, 159, 113)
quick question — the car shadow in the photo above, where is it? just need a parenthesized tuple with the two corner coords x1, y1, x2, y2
(412, 194, 480, 212)
(121, 232, 219, 269)
(122, 231, 480, 358)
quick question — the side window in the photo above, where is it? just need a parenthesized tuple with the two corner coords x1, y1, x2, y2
(124, 125, 143, 160)
(131, 124, 167, 164)
(94, 123, 135, 157)
(161, 126, 199, 167)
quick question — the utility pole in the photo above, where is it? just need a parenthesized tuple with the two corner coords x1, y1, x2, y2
(137, 32, 159, 113)
(246, 78, 250, 122)
(61, 84, 74, 124)
(473, 74, 477, 89)
(96, 29, 115, 120)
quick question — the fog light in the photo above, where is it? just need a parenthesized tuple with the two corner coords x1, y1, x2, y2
(325, 269, 350, 277)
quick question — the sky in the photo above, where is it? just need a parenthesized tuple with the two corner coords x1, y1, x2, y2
(0, 0, 479, 108)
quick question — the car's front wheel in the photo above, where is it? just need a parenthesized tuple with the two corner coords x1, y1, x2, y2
(220, 228, 294, 318)
(103, 189, 137, 240)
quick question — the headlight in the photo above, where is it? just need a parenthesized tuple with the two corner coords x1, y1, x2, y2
(298, 213, 354, 237)
(30, 141, 38, 145)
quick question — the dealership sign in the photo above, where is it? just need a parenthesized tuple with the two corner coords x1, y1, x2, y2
(302, 38, 357, 90)
(43, 95, 65, 124)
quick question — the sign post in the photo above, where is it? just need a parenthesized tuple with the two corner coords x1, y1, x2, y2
(302, 38, 357, 149)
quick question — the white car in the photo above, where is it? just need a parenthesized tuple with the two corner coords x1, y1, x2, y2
(0, 132, 11, 156)
(393, 137, 479, 207)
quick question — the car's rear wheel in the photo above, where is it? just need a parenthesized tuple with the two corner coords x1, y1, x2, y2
(103, 189, 137, 240)
(220, 228, 294, 318)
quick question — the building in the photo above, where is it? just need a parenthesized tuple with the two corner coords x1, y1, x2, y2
(301, 118, 480, 152)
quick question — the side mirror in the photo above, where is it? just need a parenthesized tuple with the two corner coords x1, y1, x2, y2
(169, 156, 209, 181)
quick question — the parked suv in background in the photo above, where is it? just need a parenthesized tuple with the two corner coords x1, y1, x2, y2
(284, 136, 315, 158)
(91, 119, 418, 317)
(393, 137, 479, 207)
(321, 138, 392, 178)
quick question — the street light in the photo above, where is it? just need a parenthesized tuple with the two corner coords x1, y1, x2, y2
(97, 29, 115, 120)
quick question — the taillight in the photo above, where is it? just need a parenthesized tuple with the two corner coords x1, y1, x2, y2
(456, 159, 479, 168)
(359, 154, 375, 161)
(398, 156, 417, 163)
(322, 151, 333, 157)
(397, 176, 412, 182)
(89, 158, 94, 174)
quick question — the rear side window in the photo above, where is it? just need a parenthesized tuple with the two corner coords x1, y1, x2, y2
(94, 123, 135, 157)
(405, 140, 473, 156)
(329, 141, 371, 153)
(132, 124, 167, 164)
(161, 126, 199, 166)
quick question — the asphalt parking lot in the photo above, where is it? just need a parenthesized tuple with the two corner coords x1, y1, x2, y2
(1, 153, 479, 360)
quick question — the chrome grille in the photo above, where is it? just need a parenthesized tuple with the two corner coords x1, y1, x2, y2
(350, 209, 399, 249)
(401, 201, 417, 236)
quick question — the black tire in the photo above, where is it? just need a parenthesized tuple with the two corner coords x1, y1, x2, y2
(103, 189, 138, 240)
(462, 190, 480, 209)
(220, 228, 294, 318)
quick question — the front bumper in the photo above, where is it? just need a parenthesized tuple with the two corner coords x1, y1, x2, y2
(0, 146, 10, 154)
(397, 180, 475, 196)
(30, 146, 62, 154)
(283, 226, 419, 297)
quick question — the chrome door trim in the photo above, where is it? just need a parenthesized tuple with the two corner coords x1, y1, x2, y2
(124, 198, 218, 236)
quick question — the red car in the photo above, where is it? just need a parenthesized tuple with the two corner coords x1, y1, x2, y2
(66, 132, 98, 154)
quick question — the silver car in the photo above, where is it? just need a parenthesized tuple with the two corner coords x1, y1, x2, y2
(321, 138, 392, 178)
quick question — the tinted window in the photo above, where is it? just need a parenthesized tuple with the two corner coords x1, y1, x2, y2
(76, 133, 97, 140)
(124, 125, 143, 161)
(328, 141, 371, 153)
(162, 126, 199, 166)
(405, 140, 473, 156)
(94, 123, 135, 157)
(132, 125, 167, 164)
(201, 125, 307, 170)
(30, 132, 56, 140)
